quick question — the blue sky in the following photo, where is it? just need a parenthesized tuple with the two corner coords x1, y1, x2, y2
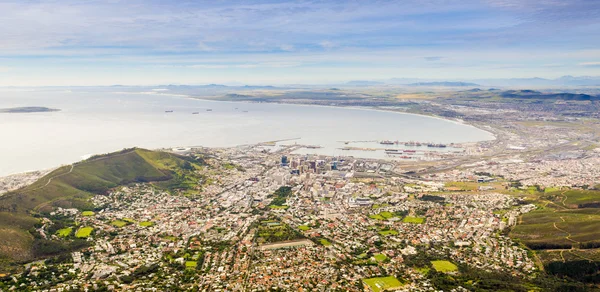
(0, 0, 599, 85)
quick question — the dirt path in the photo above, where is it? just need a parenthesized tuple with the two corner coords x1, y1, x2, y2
(553, 222, 579, 244)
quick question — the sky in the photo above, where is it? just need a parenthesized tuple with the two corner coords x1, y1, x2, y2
(0, 0, 599, 86)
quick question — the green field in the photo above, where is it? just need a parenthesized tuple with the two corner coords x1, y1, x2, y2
(362, 276, 403, 292)
(369, 214, 385, 220)
(431, 260, 458, 273)
(298, 225, 310, 231)
(111, 220, 128, 227)
(403, 216, 425, 224)
(257, 219, 303, 244)
(81, 211, 95, 216)
(378, 230, 398, 236)
(379, 211, 394, 219)
(269, 205, 289, 209)
(56, 227, 73, 237)
(75, 227, 94, 238)
(369, 211, 397, 221)
(139, 221, 154, 227)
(559, 190, 600, 207)
(445, 181, 479, 191)
(510, 208, 600, 248)
(319, 239, 332, 246)
(185, 261, 197, 269)
(374, 253, 388, 262)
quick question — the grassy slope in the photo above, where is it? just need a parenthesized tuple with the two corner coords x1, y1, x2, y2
(0, 148, 198, 269)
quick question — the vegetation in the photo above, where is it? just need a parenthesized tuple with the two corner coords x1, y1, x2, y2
(319, 239, 332, 246)
(267, 186, 293, 208)
(111, 220, 128, 228)
(373, 253, 388, 262)
(510, 206, 600, 249)
(256, 219, 304, 244)
(362, 276, 403, 292)
(56, 227, 72, 237)
(403, 216, 425, 224)
(298, 225, 310, 231)
(75, 227, 94, 238)
(378, 229, 398, 236)
(139, 221, 154, 227)
(185, 261, 198, 269)
(431, 260, 458, 273)
(0, 148, 205, 270)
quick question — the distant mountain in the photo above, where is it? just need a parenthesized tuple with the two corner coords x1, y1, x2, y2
(474, 76, 600, 87)
(499, 90, 599, 100)
(409, 82, 479, 87)
(346, 80, 385, 86)
(382, 76, 600, 87)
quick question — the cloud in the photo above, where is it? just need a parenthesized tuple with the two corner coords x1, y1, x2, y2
(579, 62, 600, 67)
(319, 41, 335, 50)
(0, 0, 598, 85)
(277, 44, 294, 51)
(197, 42, 213, 52)
(185, 62, 301, 69)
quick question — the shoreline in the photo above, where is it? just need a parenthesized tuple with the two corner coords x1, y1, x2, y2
(1, 93, 498, 178)
(177, 93, 498, 142)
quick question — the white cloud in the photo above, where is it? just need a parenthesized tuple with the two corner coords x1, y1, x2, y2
(579, 62, 600, 67)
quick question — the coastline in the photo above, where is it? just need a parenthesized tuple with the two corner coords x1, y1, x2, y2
(179, 94, 498, 142)
(1, 93, 498, 178)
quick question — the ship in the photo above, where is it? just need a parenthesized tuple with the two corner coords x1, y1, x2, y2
(380, 140, 395, 145)
(206, 109, 213, 111)
(165, 110, 173, 113)
(306, 145, 322, 149)
(385, 149, 398, 152)
(427, 143, 447, 148)
(405, 141, 424, 147)
(403, 150, 416, 153)
(192, 112, 199, 114)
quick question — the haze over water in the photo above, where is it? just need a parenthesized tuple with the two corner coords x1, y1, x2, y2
(0, 88, 494, 176)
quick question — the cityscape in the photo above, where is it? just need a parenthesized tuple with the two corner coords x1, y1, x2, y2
(1, 0, 600, 291)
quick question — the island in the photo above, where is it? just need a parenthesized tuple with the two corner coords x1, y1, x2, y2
(0, 106, 60, 113)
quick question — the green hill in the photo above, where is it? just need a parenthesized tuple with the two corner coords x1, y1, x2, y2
(0, 148, 204, 271)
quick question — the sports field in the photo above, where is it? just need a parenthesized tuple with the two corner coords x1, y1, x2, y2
(431, 260, 458, 272)
(362, 276, 403, 292)
(139, 221, 154, 227)
(75, 226, 94, 238)
(56, 227, 72, 237)
(111, 220, 128, 227)
(403, 216, 425, 224)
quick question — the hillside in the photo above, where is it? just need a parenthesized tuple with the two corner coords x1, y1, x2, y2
(499, 90, 599, 101)
(0, 148, 204, 270)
